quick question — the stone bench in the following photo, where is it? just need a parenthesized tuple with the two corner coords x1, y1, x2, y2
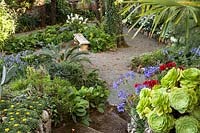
(73, 33, 90, 51)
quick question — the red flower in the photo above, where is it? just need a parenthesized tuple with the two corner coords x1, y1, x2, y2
(159, 64, 167, 71)
(134, 83, 140, 88)
(142, 80, 159, 88)
(166, 62, 176, 68)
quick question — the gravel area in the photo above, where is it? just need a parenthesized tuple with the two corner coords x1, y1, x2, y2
(85, 27, 164, 105)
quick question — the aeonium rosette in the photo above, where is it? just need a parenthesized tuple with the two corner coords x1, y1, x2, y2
(147, 111, 175, 133)
(169, 87, 198, 114)
(175, 116, 200, 133)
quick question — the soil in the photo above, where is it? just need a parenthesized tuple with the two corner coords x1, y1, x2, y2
(53, 28, 165, 133)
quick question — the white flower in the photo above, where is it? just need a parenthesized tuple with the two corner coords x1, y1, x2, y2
(170, 36, 178, 43)
(67, 15, 70, 20)
(75, 14, 79, 19)
(79, 17, 83, 21)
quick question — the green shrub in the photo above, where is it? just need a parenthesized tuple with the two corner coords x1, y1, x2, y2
(131, 50, 165, 70)
(16, 14, 40, 33)
(3, 25, 74, 53)
(47, 61, 105, 88)
(83, 25, 116, 52)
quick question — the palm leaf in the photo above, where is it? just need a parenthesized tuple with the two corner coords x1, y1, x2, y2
(120, 0, 200, 41)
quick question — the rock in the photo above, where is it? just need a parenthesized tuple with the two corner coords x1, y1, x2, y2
(42, 110, 49, 122)
(73, 124, 103, 133)
(36, 110, 51, 133)
(2, 117, 7, 122)
(89, 111, 128, 133)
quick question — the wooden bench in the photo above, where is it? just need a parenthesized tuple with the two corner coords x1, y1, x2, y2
(73, 33, 90, 51)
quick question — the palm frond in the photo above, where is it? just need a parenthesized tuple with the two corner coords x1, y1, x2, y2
(120, 0, 200, 41)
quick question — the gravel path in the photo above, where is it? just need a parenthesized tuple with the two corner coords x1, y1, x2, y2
(85, 28, 164, 105)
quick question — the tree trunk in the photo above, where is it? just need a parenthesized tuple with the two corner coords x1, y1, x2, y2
(50, 0, 56, 25)
(37, 0, 46, 27)
(94, 0, 103, 22)
(40, 5, 46, 27)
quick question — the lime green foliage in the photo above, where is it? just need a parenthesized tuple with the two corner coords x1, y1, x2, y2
(190, 106, 200, 121)
(151, 86, 172, 116)
(180, 68, 200, 88)
(147, 112, 174, 133)
(0, 1, 15, 48)
(0, 96, 47, 133)
(169, 87, 198, 114)
(136, 88, 151, 118)
(161, 68, 180, 88)
(136, 68, 200, 132)
(175, 116, 200, 133)
(83, 26, 116, 52)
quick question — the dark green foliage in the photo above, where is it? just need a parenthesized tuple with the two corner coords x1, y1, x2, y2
(3, 25, 74, 53)
(104, 0, 120, 36)
(83, 25, 116, 52)
(46, 61, 105, 88)
(56, 0, 72, 23)
(16, 14, 40, 33)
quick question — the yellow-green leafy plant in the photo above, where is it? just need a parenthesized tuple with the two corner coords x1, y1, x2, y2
(0, 1, 16, 49)
(136, 67, 200, 132)
(175, 116, 200, 133)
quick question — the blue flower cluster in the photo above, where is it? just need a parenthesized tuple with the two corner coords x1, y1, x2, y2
(118, 90, 127, 100)
(113, 71, 135, 89)
(117, 102, 126, 112)
(113, 71, 135, 112)
(0, 51, 31, 72)
(144, 66, 159, 78)
(190, 47, 200, 57)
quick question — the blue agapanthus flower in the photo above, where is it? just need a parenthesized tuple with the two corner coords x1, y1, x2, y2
(124, 71, 135, 79)
(118, 90, 127, 100)
(144, 66, 159, 78)
(113, 81, 119, 89)
(117, 102, 126, 112)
